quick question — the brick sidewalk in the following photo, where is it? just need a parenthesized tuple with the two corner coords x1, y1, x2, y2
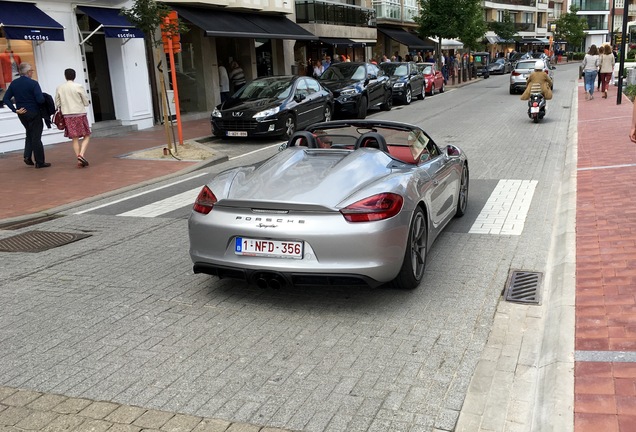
(574, 81, 636, 431)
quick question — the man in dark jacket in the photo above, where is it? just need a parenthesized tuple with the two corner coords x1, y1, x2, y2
(2, 62, 50, 168)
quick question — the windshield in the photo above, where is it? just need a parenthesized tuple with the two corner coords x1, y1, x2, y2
(516, 61, 537, 70)
(380, 63, 408, 77)
(420, 65, 432, 74)
(319, 64, 366, 81)
(234, 77, 292, 100)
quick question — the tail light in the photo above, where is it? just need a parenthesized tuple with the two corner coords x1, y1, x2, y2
(532, 102, 539, 107)
(193, 186, 217, 214)
(340, 193, 403, 222)
(511, 71, 520, 77)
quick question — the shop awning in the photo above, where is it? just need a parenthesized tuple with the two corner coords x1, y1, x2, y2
(76, 6, 143, 39)
(429, 37, 463, 50)
(520, 37, 550, 45)
(377, 27, 433, 51)
(171, 6, 315, 40)
(485, 35, 499, 44)
(320, 37, 368, 47)
(0, 1, 64, 41)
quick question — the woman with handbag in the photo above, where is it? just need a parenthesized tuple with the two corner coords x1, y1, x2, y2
(55, 68, 91, 167)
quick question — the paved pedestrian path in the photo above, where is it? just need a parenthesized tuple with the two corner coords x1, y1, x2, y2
(574, 82, 636, 432)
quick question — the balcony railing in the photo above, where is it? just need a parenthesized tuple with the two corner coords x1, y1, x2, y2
(513, 22, 536, 32)
(485, 0, 536, 7)
(295, 0, 376, 27)
(571, 0, 609, 11)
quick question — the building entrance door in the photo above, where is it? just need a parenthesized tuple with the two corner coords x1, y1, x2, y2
(81, 33, 115, 122)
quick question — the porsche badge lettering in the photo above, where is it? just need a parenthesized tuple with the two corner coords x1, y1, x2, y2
(236, 216, 305, 224)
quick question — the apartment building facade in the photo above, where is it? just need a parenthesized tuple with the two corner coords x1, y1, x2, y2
(570, 0, 611, 48)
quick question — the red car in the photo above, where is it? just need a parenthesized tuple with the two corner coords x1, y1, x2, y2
(417, 62, 445, 96)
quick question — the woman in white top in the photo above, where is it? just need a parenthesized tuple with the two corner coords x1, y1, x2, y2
(598, 44, 616, 99)
(55, 68, 91, 167)
(581, 45, 599, 100)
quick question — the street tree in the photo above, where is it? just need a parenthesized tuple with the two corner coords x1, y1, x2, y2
(120, 0, 187, 48)
(120, 0, 188, 151)
(489, 10, 516, 43)
(458, 0, 487, 52)
(553, 5, 588, 52)
(415, 0, 486, 60)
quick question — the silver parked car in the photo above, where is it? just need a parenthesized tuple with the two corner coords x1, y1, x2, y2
(510, 59, 555, 94)
(188, 120, 469, 290)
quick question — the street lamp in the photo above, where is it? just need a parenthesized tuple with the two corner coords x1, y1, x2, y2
(610, 0, 616, 45)
(616, 0, 630, 104)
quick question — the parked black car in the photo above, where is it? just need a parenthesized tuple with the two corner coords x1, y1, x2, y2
(317, 62, 392, 119)
(211, 76, 333, 140)
(379, 61, 425, 104)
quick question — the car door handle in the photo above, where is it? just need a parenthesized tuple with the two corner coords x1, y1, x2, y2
(433, 179, 439, 186)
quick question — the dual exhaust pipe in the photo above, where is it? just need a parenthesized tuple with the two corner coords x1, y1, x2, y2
(253, 272, 287, 289)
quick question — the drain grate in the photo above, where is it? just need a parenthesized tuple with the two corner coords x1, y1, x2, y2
(504, 270, 542, 304)
(0, 230, 91, 253)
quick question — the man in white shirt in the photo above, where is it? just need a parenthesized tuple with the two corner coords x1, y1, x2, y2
(219, 65, 230, 102)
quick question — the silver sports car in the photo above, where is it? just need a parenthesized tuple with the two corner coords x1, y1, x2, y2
(188, 120, 469, 289)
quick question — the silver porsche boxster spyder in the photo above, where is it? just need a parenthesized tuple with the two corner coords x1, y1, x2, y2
(188, 120, 469, 290)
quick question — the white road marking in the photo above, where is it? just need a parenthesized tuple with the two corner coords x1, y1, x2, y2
(578, 162, 636, 171)
(229, 143, 282, 160)
(74, 172, 209, 214)
(117, 187, 201, 217)
(469, 179, 538, 235)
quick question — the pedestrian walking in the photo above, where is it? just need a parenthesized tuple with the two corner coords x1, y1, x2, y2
(55, 68, 91, 168)
(229, 61, 246, 92)
(218, 65, 230, 102)
(582, 45, 599, 100)
(631, 99, 636, 142)
(598, 44, 615, 99)
(2, 62, 50, 168)
(312, 60, 323, 78)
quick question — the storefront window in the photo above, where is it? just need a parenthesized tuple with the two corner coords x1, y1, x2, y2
(0, 32, 37, 107)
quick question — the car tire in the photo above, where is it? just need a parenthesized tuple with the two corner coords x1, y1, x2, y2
(323, 104, 332, 122)
(455, 163, 469, 217)
(439, 81, 445, 93)
(392, 207, 427, 290)
(417, 85, 425, 100)
(356, 96, 368, 119)
(431, 84, 435, 96)
(281, 114, 296, 140)
(509, 86, 515, 95)
(404, 87, 412, 105)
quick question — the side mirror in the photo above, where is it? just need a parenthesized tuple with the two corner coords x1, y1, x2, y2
(295, 93, 306, 102)
(445, 145, 462, 158)
(552, 66, 556, 70)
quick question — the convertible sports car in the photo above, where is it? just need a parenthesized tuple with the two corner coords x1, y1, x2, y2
(189, 120, 469, 290)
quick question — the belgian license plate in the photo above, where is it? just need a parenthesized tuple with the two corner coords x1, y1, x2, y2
(530, 107, 540, 113)
(235, 237, 303, 259)
(227, 131, 247, 137)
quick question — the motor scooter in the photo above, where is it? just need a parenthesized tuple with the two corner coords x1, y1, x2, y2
(527, 93, 546, 123)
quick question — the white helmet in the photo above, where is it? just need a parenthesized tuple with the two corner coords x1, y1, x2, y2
(534, 60, 544, 70)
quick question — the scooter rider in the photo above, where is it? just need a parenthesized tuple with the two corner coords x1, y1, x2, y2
(520, 60, 553, 105)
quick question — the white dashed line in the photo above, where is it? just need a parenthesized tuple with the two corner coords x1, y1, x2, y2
(469, 179, 538, 235)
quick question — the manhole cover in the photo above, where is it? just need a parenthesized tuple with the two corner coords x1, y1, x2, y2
(504, 270, 542, 304)
(0, 230, 91, 253)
